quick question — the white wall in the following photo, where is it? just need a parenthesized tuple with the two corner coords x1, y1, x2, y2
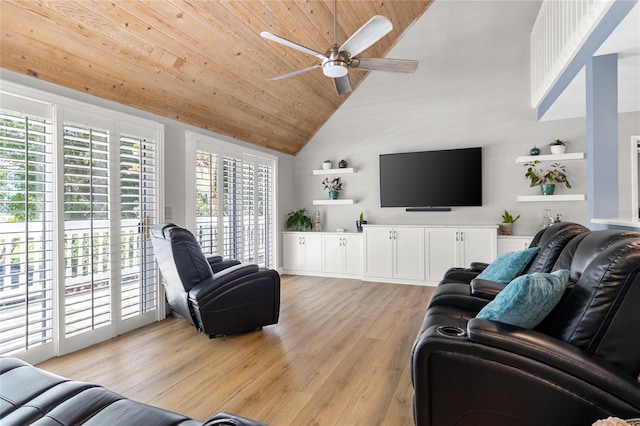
(292, 1, 639, 236)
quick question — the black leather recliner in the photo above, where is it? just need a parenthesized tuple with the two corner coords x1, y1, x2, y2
(150, 223, 280, 337)
(412, 230, 640, 425)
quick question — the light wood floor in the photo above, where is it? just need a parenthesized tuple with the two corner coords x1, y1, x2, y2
(37, 275, 434, 426)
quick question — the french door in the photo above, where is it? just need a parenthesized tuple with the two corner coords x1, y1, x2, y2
(0, 89, 163, 363)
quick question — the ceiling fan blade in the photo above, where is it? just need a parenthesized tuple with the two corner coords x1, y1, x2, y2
(260, 32, 326, 60)
(333, 75, 352, 95)
(339, 15, 393, 57)
(267, 65, 321, 81)
(351, 57, 419, 73)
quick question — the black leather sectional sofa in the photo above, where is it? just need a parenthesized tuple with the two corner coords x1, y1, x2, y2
(0, 357, 264, 425)
(412, 225, 640, 425)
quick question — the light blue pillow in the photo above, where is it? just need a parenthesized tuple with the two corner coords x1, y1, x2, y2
(476, 269, 570, 329)
(476, 247, 539, 283)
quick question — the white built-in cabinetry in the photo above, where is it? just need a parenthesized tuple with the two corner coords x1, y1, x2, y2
(282, 232, 322, 273)
(497, 235, 534, 256)
(321, 233, 363, 276)
(282, 232, 362, 278)
(283, 225, 498, 285)
(424, 227, 497, 282)
(363, 226, 425, 281)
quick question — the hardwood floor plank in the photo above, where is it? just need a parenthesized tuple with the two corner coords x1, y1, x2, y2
(36, 275, 434, 425)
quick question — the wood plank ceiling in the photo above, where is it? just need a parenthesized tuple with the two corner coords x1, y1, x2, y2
(0, 1, 431, 155)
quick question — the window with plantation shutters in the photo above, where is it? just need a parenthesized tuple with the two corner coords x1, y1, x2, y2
(192, 133, 276, 268)
(0, 107, 54, 357)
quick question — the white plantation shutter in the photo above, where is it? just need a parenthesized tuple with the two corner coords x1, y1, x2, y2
(119, 135, 158, 320)
(192, 134, 275, 268)
(0, 105, 54, 356)
(62, 123, 112, 337)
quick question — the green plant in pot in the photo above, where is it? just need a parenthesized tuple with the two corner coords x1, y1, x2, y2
(286, 208, 312, 231)
(549, 139, 570, 154)
(524, 160, 572, 195)
(356, 211, 367, 232)
(322, 177, 343, 200)
(499, 210, 520, 236)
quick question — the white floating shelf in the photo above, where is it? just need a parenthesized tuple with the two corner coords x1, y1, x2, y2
(517, 194, 586, 202)
(516, 152, 585, 164)
(312, 168, 355, 175)
(313, 199, 356, 205)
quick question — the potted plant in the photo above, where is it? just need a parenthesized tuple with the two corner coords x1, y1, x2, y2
(356, 211, 367, 232)
(322, 177, 343, 200)
(499, 210, 520, 236)
(286, 208, 312, 231)
(322, 160, 333, 170)
(549, 139, 570, 155)
(524, 160, 572, 195)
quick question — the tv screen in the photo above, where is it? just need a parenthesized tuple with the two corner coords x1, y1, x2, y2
(379, 147, 482, 208)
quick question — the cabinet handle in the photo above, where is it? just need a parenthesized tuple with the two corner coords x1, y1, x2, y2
(394, 231, 397, 239)
(460, 232, 464, 242)
(301, 237, 305, 245)
(455, 231, 459, 242)
(389, 230, 393, 240)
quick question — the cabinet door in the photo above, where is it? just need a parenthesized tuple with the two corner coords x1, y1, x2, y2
(425, 228, 458, 282)
(460, 228, 497, 266)
(497, 237, 533, 256)
(282, 233, 303, 271)
(393, 227, 425, 280)
(322, 234, 344, 273)
(343, 234, 363, 275)
(302, 233, 322, 272)
(364, 227, 393, 278)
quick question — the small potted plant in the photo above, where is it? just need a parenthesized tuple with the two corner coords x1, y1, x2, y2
(499, 210, 520, 236)
(549, 139, 570, 155)
(322, 160, 333, 170)
(356, 211, 367, 232)
(524, 160, 572, 195)
(286, 208, 312, 231)
(322, 177, 343, 200)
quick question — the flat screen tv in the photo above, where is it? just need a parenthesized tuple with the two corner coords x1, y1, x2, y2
(379, 147, 482, 209)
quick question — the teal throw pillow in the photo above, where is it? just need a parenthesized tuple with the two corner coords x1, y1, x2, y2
(476, 247, 539, 283)
(476, 269, 570, 329)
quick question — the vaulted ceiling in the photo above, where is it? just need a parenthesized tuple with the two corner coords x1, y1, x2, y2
(1, 1, 432, 155)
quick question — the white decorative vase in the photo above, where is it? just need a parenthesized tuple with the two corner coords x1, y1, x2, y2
(322, 161, 332, 170)
(550, 145, 566, 155)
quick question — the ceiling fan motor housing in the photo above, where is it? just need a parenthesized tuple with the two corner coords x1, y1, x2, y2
(322, 46, 350, 78)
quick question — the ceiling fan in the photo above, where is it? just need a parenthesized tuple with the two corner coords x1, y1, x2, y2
(260, 1, 418, 95)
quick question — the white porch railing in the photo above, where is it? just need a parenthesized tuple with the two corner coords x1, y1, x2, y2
(530, 0, 613, 108)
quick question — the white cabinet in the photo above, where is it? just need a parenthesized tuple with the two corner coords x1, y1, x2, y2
(364, 226, 424, 281)
(282, 233, 322, 273)
(497, 236, 534, 256)
(425, 228, 497, 282)
(322, 234, 363, 276)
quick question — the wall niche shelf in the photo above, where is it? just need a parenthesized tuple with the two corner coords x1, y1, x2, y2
(312, 167, 355, 175)
(517, 194, 586, 202)
(313, 199, 356, 205)
(515, 152, 585, 164)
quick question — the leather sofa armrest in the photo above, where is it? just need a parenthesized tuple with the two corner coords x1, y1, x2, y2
(189, 264, 261, 299)
(207, 255, 223, 264)
(470, 278, 507, 300)
(209, 258, 241, 273)
(469, 261, 489, 272)
(204, 412, 267, 426)
(466, 318, 640, 406)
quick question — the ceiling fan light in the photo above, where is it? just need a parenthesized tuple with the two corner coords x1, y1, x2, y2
(322, 61, 348, 78)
